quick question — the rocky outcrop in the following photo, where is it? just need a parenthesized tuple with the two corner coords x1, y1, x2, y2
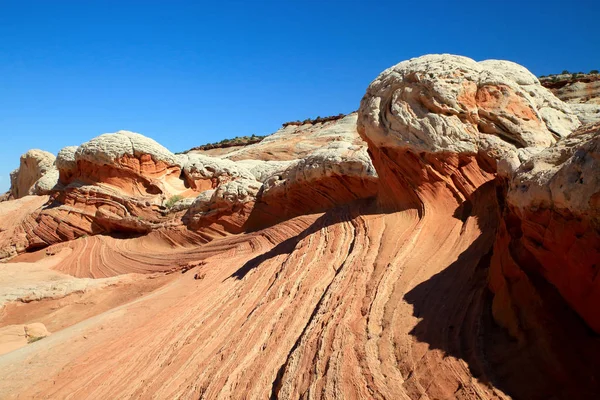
(186, 179, 260, 233)
(2, 54, 600, 400)
(540, 73, 600, 125)
(491, 122, 600, 336)
(359, 55, 579, 180)
(70, 130, 183, 198)
(235, 159, 296, 182)
(247, 141, 378, 229)
(355, 54, 600, 398)
(55, 145, 78, 183)
(541, 73, 600, 105)
(190, 112, 366, 161)
(0, 195, 49, 260)
(9, 149, 58, 199)
(178, 153, 255, 191)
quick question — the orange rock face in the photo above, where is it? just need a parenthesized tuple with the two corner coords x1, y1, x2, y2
(1, 55, 600, 400)
(490, 123, 600, 336)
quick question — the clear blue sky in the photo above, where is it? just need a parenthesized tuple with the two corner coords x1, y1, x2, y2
(0, 0, 598, 193)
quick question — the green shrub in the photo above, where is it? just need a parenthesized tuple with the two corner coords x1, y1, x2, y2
(562, 70, 570, 74)
(165, 195, 184, 208)
(591, 70, 599, 74)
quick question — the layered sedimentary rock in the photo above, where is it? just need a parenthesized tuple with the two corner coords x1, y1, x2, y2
(2, 122, 379, 259)
(491, 122, 600, 335)
(190, 112, 366, 161)
(55, 146, 78, 183)
(541, 73, 600, 126)
(186, 179, 260, 234)
(358, 55, 579, 180)
(541, 73, 600, 105)
(247, 141, 378, 229)
(1, 54, 599, 400)
(71, 130, 183, 197)
(0, 195, 49, 260)
(178, 153, 255, 191)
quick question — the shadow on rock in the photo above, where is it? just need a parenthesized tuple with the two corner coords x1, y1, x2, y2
(404, 182, 600, 400)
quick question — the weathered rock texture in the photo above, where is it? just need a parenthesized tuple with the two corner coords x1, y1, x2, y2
(247, 141, 378, 229)
(541, 73, 600, 105)
(190, 112, 366, 161)
(491, 122, 600, 334)
(9, 150, 58, 199)
(0, 54, 599, 400)
(358, 54, 580, 178)
(0, 322, 50, 356)
(541, 73, 600, 126)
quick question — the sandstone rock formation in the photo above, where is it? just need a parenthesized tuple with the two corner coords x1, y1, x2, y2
(491, 122, 600, 335)
(541, 72, 600, 105)
(189, 112, 365, 161)
(178, 153, 255, 191)
(55, 145, 78, 183)
(1, 54, 599, 400)
(186, 179, 259, 233)
(247, 141, 378, 229)
(0, 322, 50, 356)
(358, 54, 579, 179)
(541, 73, 600, 126)
(9, 149, 58, 199)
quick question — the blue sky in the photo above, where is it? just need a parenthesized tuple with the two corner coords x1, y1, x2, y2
(0, 0, 597, 193)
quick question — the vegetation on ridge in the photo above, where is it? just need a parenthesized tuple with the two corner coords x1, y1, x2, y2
(282, 113, 347, 128)
(182, 134, 267, 153)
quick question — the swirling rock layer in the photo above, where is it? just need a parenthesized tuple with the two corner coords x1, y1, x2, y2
(1, 55, 599, 400)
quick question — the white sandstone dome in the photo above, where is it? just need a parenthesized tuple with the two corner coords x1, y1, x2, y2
(75, 130, 178, 167)
(357, 54, 581, 175)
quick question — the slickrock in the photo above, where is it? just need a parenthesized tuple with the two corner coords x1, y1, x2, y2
(491, 122, 600, 335)
(358, 54, 579, 179)
(186, 179, 261, 233)
(72, 130, 183, 197)
(9, 149, 58, 199)
(178, 153, 255, 191)
(0, 323, 50, 356)
(0, 195, 49, 261)
(541, 73, 600, 105)
(55, 145, 78, 183)
(541, 73, 600, 125)
(192, 112, 366, 161)
(1, 54, 599, 400)
(235, 159, 296, 182)
(247, 141, 378, 229)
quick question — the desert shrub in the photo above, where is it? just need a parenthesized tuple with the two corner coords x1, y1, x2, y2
(166, 195, 184, 208)
(562, 70, 570, 74)
(591, 70, 599, 74)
